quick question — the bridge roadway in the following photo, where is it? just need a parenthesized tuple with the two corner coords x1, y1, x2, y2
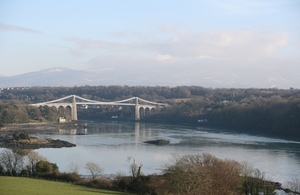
(30, 95, 167, 121)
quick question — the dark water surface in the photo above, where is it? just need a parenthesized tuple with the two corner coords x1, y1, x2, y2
(33, 121, 300, 184)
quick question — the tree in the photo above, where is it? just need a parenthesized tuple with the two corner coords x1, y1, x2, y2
(285, 178, 300, 194)
(68, 162, 79, 174)
(85, 162, 104, 181)
(26, 151, 46, 176)
(0, 149, 24, 176)
(36, 160, 58, 174)
(127, 156, 142, 180)
(164, 154, 243, 195)
(241, 163, 275, 195)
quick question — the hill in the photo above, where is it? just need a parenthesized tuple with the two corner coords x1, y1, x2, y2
(0, 67, 108, 87)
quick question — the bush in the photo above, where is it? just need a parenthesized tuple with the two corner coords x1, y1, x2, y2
(36, 160, 59, 175)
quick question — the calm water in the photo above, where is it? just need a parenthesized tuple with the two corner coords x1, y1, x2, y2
(32, 121, 300, 184)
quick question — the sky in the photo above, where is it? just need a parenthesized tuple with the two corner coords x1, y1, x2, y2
(0, 0, 299, 88)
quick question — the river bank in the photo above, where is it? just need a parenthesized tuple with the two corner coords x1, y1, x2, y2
(0, 122, 77, 135)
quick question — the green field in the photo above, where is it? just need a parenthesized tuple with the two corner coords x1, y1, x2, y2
(0, 177, 132, 195)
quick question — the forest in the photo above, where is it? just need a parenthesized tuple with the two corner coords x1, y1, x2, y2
(0, 86, 299, 140)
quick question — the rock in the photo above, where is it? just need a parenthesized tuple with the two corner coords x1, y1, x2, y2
(273, 189, 287, 195)
(144, 139, 170, 146)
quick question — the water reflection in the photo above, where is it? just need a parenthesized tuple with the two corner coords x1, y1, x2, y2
(59, 128, 88, 135)
(34, 121, 300, 184)
(135, 122, 139, 145)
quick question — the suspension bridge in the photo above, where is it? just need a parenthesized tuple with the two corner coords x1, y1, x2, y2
(30, 95, 167, 121)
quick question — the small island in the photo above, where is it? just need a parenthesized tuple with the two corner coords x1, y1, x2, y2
(144, 139, 170, 146)
(0, 131, 76, 149)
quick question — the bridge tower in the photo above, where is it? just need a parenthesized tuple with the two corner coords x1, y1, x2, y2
(71, 95, 78, 121)
(135, 97, 140, 121)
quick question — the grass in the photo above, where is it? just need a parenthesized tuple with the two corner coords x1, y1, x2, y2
(0, 176, 132, 195)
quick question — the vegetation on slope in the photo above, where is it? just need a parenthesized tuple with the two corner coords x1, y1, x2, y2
(0, 86, 299, 139)
(1, 149, 299, 195)
(0, 176, 131, 195)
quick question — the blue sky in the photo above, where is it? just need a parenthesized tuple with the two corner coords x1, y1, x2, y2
(0, 0, 299, 88)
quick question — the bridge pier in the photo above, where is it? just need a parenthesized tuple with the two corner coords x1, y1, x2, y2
(135, 105, 157, 121)
(135, 105, 140, 121)
(71, 95, 78, 121)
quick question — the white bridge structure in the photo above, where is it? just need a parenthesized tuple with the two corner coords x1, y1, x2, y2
(30, 95, 167, 121)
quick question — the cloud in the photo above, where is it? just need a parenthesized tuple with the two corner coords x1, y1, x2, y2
(107, 31, 128, 38)
(146, 30, 288, 61)
(66, 37, 134, 57)
(66, 30, 288, 62)
(0, 23, 42, 34)
(156, 54, 172, 62)
(161, 24, 178, 33)
(211, 0, 283, 15)
(62, 29, 298, 88)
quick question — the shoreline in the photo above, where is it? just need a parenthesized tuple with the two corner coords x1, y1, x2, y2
(0, 122, 77, 135)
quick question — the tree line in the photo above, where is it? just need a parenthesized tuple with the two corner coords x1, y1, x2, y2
(2, 148, 299, 195)
(1, 86, 299, 102)
(0, 86, 299, 139)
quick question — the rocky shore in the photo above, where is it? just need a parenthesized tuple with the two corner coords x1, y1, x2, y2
(0, 123, 76, 149)
(0, 137, 76, 149)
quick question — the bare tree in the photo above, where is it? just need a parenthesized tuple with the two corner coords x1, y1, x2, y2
(85, 162, 104, 181)
(241, 162, 275, 195)
(164, 153, 243, 195)
(26, 151, 46, 176)
(68, 162, 79, 174)
(127, 156, 142, 180)
(285, 178, 300, 194)
(0, 149, 24, 176)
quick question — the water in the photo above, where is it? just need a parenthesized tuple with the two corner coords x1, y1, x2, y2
(32, 121, 300, 184)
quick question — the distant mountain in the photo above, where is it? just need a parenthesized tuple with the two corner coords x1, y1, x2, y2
(0, 67, 108, 88)
(0, 67, 178, 88)
(0, 67, 296, 89)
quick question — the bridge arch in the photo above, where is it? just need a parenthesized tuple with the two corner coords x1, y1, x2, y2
(50, 106, 58, 111)
(136, 105, 157, 120)
(64, 106, 72, 121)
(151, 107, 155, 111)
(58, 106, 65, 117)
(145, 107, 151, 116)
